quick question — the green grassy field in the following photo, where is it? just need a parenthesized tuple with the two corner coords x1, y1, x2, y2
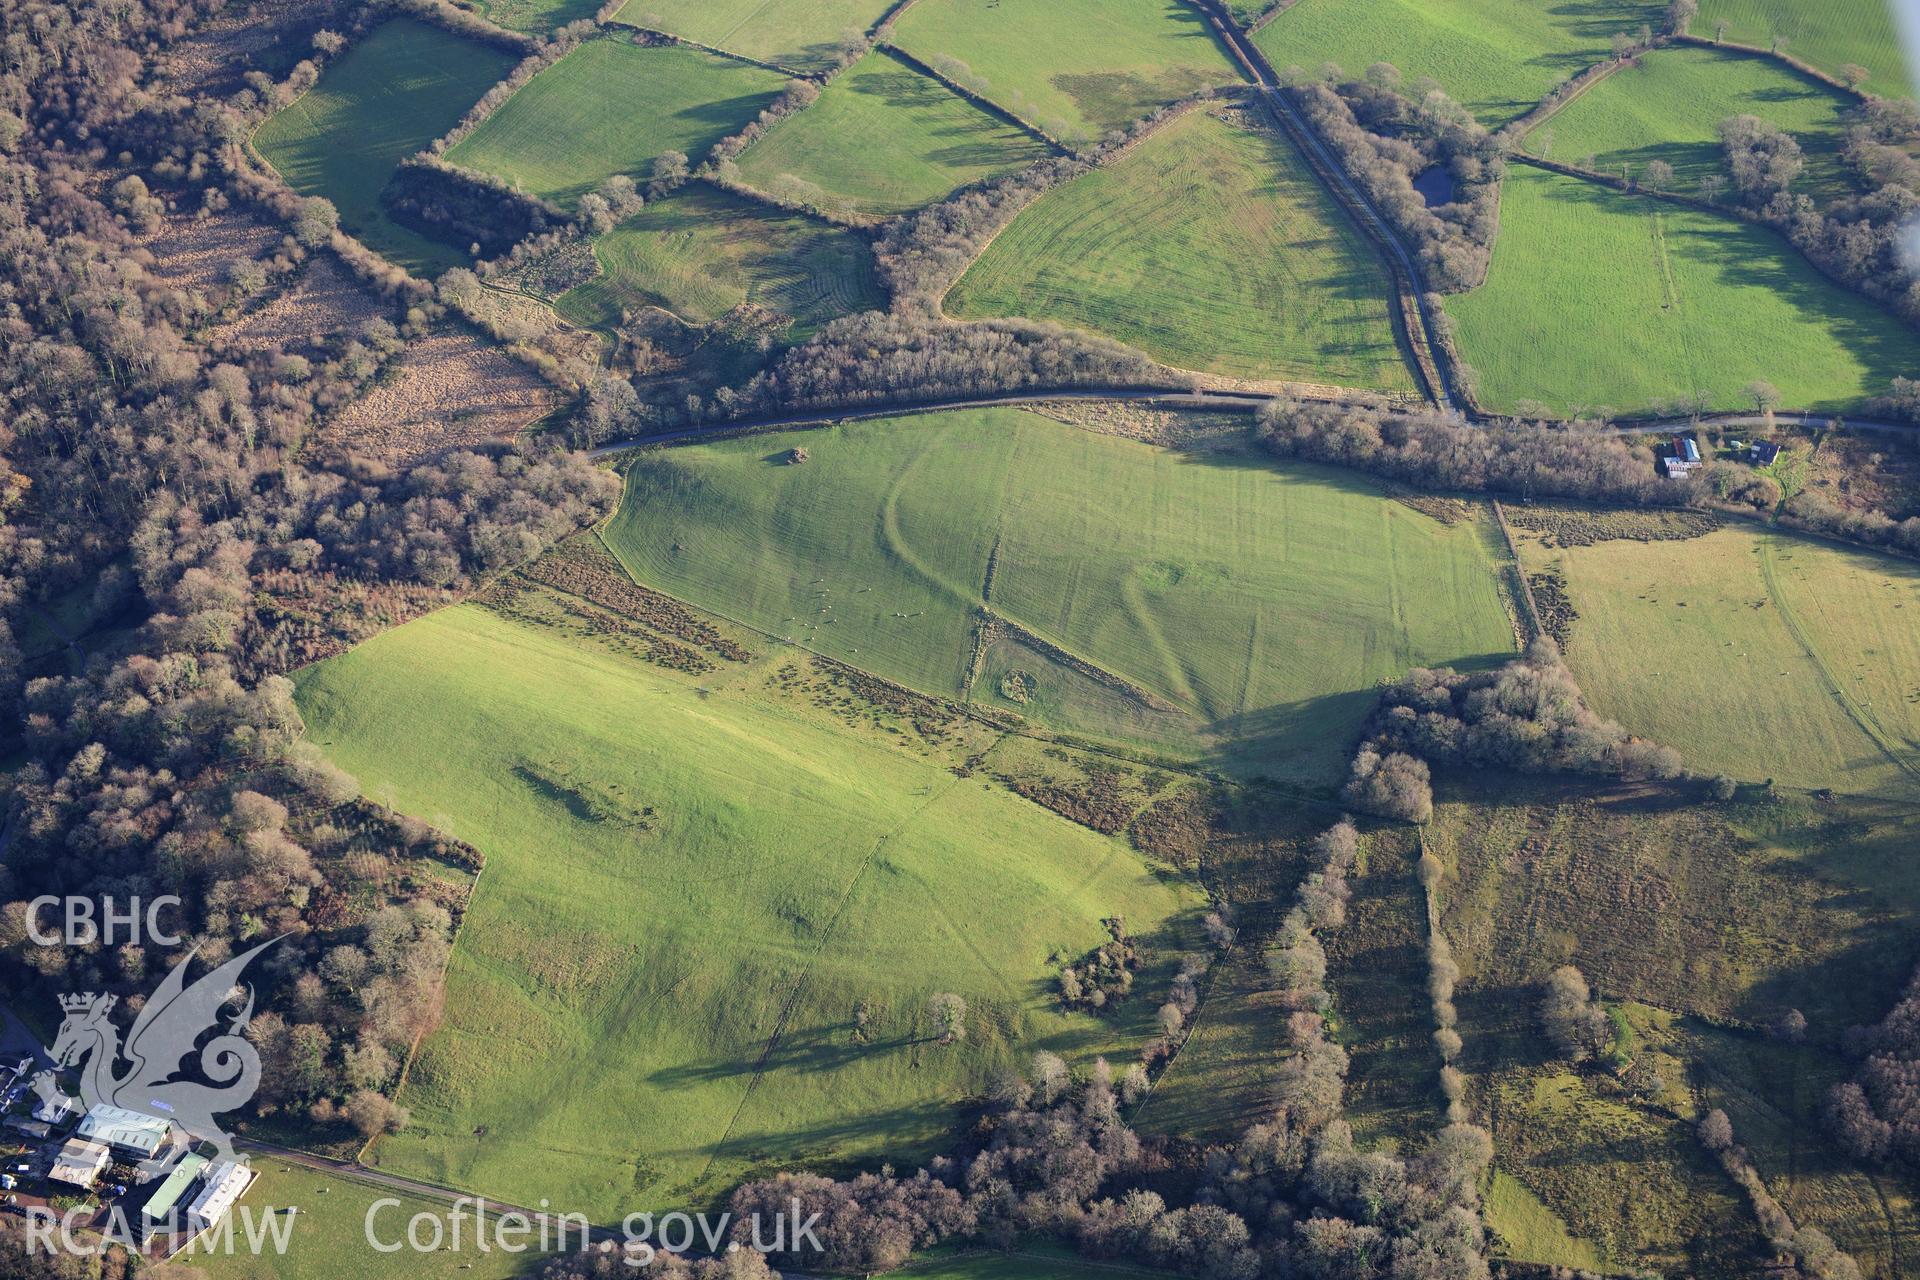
(1486, 1169, 1613, 1272)
(1697, 0, 1912, 96)
(1255, 0, 1665, 124)
(945, 109, 1414, 389)
(1529, 45, 1859, 201)
(1687, 1022, 1920, 1280)
(889, 0, 1243, 140)
(1444, 166, 1920, 415)
(612, 0, 895, 71)
(446, 39, 786, 207)
(294, 598, 1199, 1218)
(1513, 520, 1920, 799)
(185, 1163, 533, 1280)
(471, 0, 599, 34)
(554, 183, 879, 335)
(253, 19, 517, 273)
(602, 408, 1516, 782)
(733, 48, 1050, 217)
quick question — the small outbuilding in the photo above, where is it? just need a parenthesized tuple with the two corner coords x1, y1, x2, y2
(48, 1138, 110, 1190)
(33, 1092, 81, 1128)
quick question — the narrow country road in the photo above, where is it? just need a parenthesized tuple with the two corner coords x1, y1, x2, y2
(586, 392, 1918, 459)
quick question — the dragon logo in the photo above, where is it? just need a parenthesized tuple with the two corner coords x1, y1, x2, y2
(28, 939, 277, 1164)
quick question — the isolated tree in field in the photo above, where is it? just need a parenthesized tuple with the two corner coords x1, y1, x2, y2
(1746, 378, 1783, 419)
(1538, 965, 1611, 1062)
(1665, 0, 1697, 35)
(929, 992, 967, 1044)
(1710, 774, 1738, 801)
(1699, 1107, 1734, 1151)
(1842, 63, 1871, 91)
(1643, 159, 1675, 192)
(1714, 18, 1728, 41)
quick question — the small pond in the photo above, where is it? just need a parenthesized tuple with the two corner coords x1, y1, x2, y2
(1413, 166, 1455, 207)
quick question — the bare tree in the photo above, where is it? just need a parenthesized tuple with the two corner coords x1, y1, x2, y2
(1538, 965, 1611, 1062)
(928, 992, 967, 1044)
(1746, 378, 1783, 419)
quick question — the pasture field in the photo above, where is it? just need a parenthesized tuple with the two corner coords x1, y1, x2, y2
(1321, 827, 1435, 1152)
(1254, 0, 1665, 124)
(554, 183, 879, 336)
(1696, 0, 1912, 96)
(1443, 166, 1920, 415)
(601, 408, 1517, 783)
(252, 19, 516, 273)
(1425, 770, 1920, 1279)
(1128, 790, 1326, 1140)
(611, 0, 895, 72)
(733, 49, 1051, 217)
(1469, 1043, 1755, 1274)
(293, 596, 1200, 1218)
(1512, 520, 1920, 799)
(1485, 1170, 1613, 1272)
(446, 39, 786, 207)
(1427, 774, 1920, 1034)
(1529, 44, 1859, 200)
(184, 1163, 533, 1280)
(945, 109, 1416, 390)
(469, 0, 598, 33)
(1687, 1022, 1920, 1280)
(888, 0, 1243, 140)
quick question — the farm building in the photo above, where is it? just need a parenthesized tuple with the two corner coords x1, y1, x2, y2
(47, 1138, 110, 1189)
(5, 1117, 51, 1141)
(141, 1153, 209, 1236)
(1749, 440, 1782, 465)
(77, 1104, 172, 1159)
(33, 1092, 80, 1127)
(186, 1160, 253, 1234)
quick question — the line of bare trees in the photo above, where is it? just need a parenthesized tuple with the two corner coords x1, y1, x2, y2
(1256, 398, 1680, 506)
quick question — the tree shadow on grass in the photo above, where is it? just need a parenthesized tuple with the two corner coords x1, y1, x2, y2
(668, 89, 786, 142)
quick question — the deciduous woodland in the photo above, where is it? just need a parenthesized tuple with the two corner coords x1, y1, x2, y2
(3, 1, 1920, 1279)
